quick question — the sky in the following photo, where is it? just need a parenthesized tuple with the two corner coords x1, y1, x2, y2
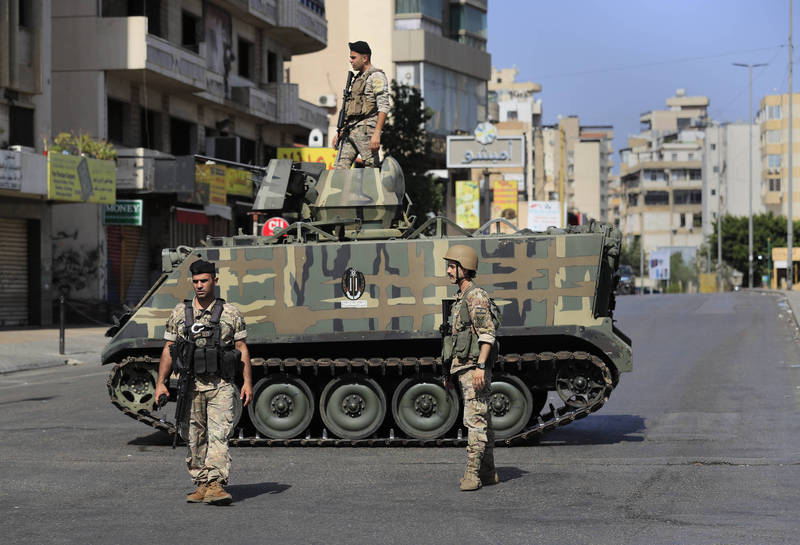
(487, 0, 797, 166)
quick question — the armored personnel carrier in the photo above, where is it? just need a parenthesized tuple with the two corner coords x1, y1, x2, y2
(103, 156, 631, 446)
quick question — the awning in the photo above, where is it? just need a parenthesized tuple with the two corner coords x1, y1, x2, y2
(176, 207, 208, 225)
(204, 204, 232, 220)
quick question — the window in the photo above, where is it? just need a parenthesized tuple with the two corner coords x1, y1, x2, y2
(710, 143, 716, 150)
(506, 110, 518, 120)
(671, 170, 683, 181)
(123, 0, 163, 38)
(768, 105, 782, 120)
(769, 178, 782, 191)
(449, 3, 487, 48)
(240, 137, 256, 164)
(766, 130, 781, 144)
(644, 191, 669, 205)
(768, 154, 782, 168)
(181, 11, 201, 52)
(680, 213, 686, 227)
(140, 108, 162, 150)
(674, 189, 702, 204)
(170, 117, 195, 155)
(9, 106, 34, 147)
(267, 51, 279, 83)
(693, 215, 702, 228)
(627, 193, 639, 206)
(395, 0, 441, 18)
(238, 38, 254, 79)
(107, 99, 128, 145)
(18, 0, 28, 27)
(688, 152, 695, 160)
(671, 153, 678, 161)
(689, 169, 702, 180)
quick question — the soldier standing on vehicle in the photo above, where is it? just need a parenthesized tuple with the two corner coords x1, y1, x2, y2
(153, 259, 253, 505)
(332, 40, 390, 169)
(442, 245, 498, 491)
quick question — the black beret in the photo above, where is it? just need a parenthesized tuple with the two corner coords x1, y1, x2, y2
(189, 259, 216, 276)
(349, 41, 371, 55)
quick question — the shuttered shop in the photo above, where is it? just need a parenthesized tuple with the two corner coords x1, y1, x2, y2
(0, 218, 29, 326)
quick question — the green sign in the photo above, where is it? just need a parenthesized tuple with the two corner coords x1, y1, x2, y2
(104, 199, 143, 226)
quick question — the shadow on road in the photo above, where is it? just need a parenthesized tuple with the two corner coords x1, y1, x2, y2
(228, 481, 291, 501)
(537, 414, 646, 445)
(0, 396, 57, 406)
(497, 466, 529, 482)
(129, 430, 173, 446)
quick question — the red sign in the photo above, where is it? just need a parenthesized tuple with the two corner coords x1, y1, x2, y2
(261, 216, 289, 236)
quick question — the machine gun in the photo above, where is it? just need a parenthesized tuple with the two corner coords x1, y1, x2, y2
(335, 71, 355, 150)
(168, 340, 194, 449)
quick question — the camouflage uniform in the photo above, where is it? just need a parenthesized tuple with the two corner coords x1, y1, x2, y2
(334, 67, 390, 170)
(164, 299, 247, 486)
(450, 282, 496, 477)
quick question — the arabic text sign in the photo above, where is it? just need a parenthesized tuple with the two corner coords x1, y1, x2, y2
(456, 180, 480, 229)
(527, 200, 563, 231)
(47, 154, 116, 204)
(278, 147, 338, 170)
(225, 168, 253, 197)
(0, 150, 22, 190)
(446, 136, 524, 168)
(196, 164, 227, 205)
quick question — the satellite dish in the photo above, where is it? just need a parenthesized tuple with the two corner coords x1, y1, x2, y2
(308, 128, 324, 148)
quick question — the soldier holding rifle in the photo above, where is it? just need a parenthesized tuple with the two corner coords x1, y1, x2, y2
(153, 259, 253, 505)
(332, 41, 390, 169)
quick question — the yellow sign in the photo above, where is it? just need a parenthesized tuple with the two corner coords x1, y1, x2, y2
(699, 273, 718, 293)
(47, 154, 116, 204)
(196, 164, 227, 205)
(225, 168, 253, 197)
(456, 180, 480, 229)
(278, 147, 338, 170)
(491, 179, 518, 231)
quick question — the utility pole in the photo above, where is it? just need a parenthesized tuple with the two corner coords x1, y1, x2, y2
(789, 0, 794, 290)
(733, 62, 768, 288)
(717, 124, 724, 291)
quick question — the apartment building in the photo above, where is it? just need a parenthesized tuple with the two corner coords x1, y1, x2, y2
(537, 117, 614, 223)
(702, 122, 762, 239)
(288, 0, 491, 148)
(0, 0, 52, 325)
(619, 90, 709, 256)
(757, 93, 800, 217)
(46, 0, 327, 309)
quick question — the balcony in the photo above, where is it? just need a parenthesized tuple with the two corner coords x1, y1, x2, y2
(52, 17, 206, 92)
(231, 85, 278, 121)
(272, 0, 327, 55)
(264, 82, 327, 129)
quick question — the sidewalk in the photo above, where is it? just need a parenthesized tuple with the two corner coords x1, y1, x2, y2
(0, 326, 110, 374)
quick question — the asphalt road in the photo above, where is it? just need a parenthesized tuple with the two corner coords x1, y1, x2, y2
(1, 292, 799, 545)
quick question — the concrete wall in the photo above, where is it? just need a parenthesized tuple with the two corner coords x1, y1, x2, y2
(573, 140, 600, 220)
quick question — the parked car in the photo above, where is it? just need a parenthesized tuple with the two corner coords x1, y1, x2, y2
(616, 264, 634, 295)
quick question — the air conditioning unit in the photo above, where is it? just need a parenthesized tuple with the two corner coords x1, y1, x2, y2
(317, 94, 336, 108)
(206, 136, 241, 162)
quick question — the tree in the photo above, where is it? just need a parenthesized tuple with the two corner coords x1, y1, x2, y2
(620, 237, 642, 276)
(707, 212, 799, 287)
(381, 82, 444, 219)
(667, 252, 696, 293)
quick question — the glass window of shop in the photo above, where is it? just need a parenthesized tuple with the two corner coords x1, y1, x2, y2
(396, 0, 441, 19)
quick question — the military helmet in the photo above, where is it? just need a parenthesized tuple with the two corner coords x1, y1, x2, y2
(444, 245, 478, 271)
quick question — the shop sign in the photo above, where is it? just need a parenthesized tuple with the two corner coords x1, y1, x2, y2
(527, 201, 564, 231)
(261, 216, 289, 236)
(47, 154, 116, 204)
(225, 168, 253, 197)
(456, 180, 480, 229)
(104, 199, 143, 226)
(0, 150, 22, 190)
(195, 164, 227, 205)
(278, 147, 337, 170)
(491, 179, 519, 232)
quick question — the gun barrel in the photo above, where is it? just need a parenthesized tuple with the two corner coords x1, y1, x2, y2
(194, 154, 267, 172)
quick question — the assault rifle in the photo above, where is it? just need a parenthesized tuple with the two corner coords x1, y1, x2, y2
(335, 71, 355, 150)
(168, 340, 194, 449)
(440, 298, 454, 386)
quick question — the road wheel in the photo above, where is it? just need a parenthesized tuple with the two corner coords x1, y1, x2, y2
(488, 374, 534, 440)
(320, 375, 386, 440)
(555, 359, 608, 407)
(109, 361, 158, 414)
(391, 376, 460, 440)
(248, 375, 314, 439)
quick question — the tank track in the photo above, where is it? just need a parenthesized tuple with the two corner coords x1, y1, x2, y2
(107, 350, 613, 447)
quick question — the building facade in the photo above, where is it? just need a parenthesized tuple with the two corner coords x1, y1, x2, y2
(0, 0, 53, 326)
(287, 0, 491, 145)
(51, 0, 329, 308)
(757, 93, 800, 217)
(619, 90, 709, 257)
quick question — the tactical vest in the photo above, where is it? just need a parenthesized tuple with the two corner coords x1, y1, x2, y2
(182, 299, 241, 379)
(344, 67, 384, 120)
(441, 285, 501, 367)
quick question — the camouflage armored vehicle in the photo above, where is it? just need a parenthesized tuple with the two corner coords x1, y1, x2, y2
(103, 156, 632, 446)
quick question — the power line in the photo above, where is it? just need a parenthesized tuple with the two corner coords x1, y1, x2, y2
(533, 45, 785, 80)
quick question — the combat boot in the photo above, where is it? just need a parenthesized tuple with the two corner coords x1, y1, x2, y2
(478, 450, 499, 486)
(203, 481, 233, 505)
(185, 483, 208, 503)
(459, 458, 482, 491)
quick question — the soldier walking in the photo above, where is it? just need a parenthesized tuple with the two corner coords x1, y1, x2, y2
(154, 259, 253, 505)
(332, 40, 390, 169)
(442, 245, 499, 491)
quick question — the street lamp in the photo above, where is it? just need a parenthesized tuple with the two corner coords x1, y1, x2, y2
(733, 62, 768, 288)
